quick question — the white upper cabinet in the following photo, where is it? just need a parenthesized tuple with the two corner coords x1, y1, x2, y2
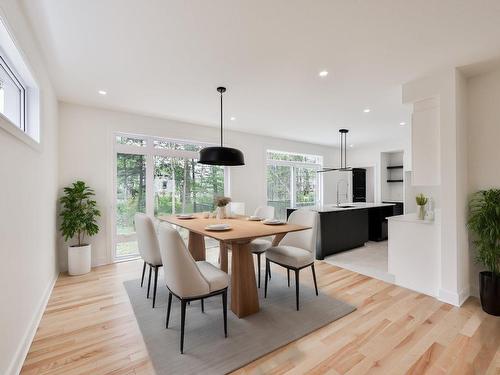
(411, 98, 440, 186)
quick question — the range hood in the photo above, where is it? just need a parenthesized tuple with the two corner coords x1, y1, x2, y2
(318, 129, 352, 173)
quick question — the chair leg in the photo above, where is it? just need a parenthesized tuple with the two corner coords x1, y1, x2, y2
(166, 292, 172, 328)
(295, 269, 300, 311)
(222, 290, 228, 338)
(268, 263, 271, 279)
(257, 253, 261, 288)
(147, 265, 152, 298)
(201, 299, 204, 313)
(152, 266, 159, 308)
(311, 264, 318, 296)
(180, 300, 187, 354)
(140, 261, 146, 287)
(264, 259, 269, 298)
(287, 268, 290, 287)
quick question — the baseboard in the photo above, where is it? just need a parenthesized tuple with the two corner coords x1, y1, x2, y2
(6, 272, 58, 375)
(438, 286, 470, 307)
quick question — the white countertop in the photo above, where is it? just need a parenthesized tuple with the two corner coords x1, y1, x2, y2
(387, 212, 438, 224)
(294, 202, 395, 213)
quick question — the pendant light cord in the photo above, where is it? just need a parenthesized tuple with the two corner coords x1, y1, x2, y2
(220, 91, 223, 147)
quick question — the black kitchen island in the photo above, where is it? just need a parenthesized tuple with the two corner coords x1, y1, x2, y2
(287, 203, 397, 260)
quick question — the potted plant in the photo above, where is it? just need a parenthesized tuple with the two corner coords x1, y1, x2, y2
(60, 181, 101, 275)
(416, 193, 428, 220)
(468, 189, 500, 316)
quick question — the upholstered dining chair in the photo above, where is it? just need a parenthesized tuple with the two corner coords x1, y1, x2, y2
(264, 209, 319, 310)
(158, 223, 229, 354)
(249, 205, 275, 287)
(134, 213, 163, 308)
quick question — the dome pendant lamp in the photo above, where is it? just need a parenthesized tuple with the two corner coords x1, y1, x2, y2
(198, 87, 245, 166)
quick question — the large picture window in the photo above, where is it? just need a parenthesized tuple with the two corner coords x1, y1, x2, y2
(114, 134, 226, 259)
(266, 150, 322, 219)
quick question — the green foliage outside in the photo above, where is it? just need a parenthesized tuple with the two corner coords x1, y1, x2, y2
(116, 153, 224, 237)
(267, 160, 318, 220)
(468, 189, 500, 275)
(60, 181, 100, 246)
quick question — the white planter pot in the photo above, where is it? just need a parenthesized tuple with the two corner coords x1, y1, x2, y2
(68, 244, 91, 275)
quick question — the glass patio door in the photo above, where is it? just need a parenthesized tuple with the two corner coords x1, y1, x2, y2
(115, 152, 146, 258)
(112, 134, 227, 261)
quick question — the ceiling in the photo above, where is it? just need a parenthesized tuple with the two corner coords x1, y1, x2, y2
(20, 0, 500, 147)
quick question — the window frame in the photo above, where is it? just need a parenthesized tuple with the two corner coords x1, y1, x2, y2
(266, 149, 323, 216)
(0, 52, 26, 131)
(0, 16, 40, 148)
(112, 132, 229, 261)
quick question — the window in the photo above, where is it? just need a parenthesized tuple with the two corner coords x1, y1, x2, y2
(0, 55, 25, 130)
(266, 150, 322, 219)
(113, 134, 227, 259)
(0, 18, 39, 144)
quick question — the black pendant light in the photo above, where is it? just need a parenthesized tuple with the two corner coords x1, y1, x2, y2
(199, 87, 245, 166)
(318, 129, 352, 173)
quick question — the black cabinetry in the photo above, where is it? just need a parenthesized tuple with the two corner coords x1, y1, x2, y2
(352, 168, 366, 202)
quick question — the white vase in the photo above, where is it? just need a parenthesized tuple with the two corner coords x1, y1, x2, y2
(68, 244, 91, 275)
(216, 206, 227, 219)
(417, 205, 426, 220)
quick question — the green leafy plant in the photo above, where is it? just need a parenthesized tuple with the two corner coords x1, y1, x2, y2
(60, 181, 101, 247)
(468, 189, 500, 275)
(415, 193, 428, 206)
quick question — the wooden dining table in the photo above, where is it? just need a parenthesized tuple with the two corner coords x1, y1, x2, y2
(158, 214, 310, 318)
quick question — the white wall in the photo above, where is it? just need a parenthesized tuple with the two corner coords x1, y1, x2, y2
(404, 171, 440, 213)
(58, 102, 337, 268)
(0, 2, 59, 374)
(346, 136, 409, 204)
(402, 68, 470, 306)
(466, 65, 500, 296)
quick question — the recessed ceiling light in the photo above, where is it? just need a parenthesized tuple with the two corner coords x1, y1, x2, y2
(230, 116, 236, 121)
(318, 70, 328, 77)
(349, 144, 354, 148)
(400, 121, 406, 126)
(363, 108, 371, 113)
(98, 90, 107, 95)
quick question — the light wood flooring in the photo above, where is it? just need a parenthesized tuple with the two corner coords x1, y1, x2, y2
(21, 254, 500, 375)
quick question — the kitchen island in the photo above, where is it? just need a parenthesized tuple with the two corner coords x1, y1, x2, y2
(287, 202, 396, 260)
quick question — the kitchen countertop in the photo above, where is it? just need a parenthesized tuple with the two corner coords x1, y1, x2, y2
(387, 212, 438, 225)
(291, 202, 395, 213)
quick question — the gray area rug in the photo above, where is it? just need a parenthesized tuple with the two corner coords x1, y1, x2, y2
(124, 272, 356, 375)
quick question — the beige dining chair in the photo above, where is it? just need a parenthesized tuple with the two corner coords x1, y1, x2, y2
(249, 205, 275, 287)
(264, 209, 319, 310)
(158, 223, 229, 354)
(134, 213, 163, 308)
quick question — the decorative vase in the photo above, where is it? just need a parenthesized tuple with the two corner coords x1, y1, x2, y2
(216, 206, 227, 219)
(68, 244, 91, 275)
(417, 205, 426, 220)
(479, 271, 500, 316)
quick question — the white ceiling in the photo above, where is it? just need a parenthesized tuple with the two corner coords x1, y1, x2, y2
(20, 0, 500, 147)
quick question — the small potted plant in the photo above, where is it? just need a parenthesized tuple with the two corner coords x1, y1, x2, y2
(416, 193, 428, 220)
(468, 189, 500, 316)
(214, 196, 231, 219)
(60, 181, 101, 275)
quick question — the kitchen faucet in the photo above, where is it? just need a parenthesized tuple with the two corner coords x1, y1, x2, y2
(336, 179, 349, 206)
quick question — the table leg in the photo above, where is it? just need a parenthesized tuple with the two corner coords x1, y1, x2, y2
(219, 241, 228, 273)
(230, 241, 260, 318)
(188, 231, 206, 261)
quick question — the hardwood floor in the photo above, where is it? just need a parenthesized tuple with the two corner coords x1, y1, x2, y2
(21, 255, 500, 375)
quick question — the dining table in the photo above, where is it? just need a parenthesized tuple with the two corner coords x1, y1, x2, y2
(158, 214, 311, 318)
